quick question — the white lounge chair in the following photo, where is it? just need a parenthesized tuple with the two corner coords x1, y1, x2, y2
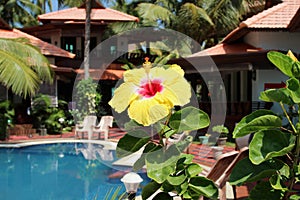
(92, 116, 114, 140)
(75, 115, 97, 139)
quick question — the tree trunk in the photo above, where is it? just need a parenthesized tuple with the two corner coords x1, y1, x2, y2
(84, 0, 92, 79)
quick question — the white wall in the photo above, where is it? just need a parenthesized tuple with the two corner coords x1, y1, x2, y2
(252, 69, 288, 114)
(244, 32, 300, 53)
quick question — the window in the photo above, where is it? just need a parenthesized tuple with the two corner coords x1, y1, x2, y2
(61, 37, 76, 54)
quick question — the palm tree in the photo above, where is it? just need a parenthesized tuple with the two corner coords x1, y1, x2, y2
(0, 38, 53, 98)
(110, 0, 265, 49)
(0, 0, 42, 27)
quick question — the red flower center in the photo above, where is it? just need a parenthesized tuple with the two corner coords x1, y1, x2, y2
(138, 79, 163, 98)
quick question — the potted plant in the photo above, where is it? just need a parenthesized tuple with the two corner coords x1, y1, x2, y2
(0, 100, 14, 140)
(212, 125, 229, 146)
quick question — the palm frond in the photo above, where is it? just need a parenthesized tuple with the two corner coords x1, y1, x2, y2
(0, 50, 40, 97)
(180, 3, 214, 26)
(137, 3, 174, 26)
(0, 38, 53, 84)
(110, 21, 139, 34)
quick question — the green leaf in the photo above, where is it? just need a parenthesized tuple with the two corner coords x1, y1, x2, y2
(229, 158, 289, 185)
(290, 194, 300, 200)
(133, 143, 161, 171)
(260, 88, 293, 106)
(269, 174, 288, 191)
(124, 119, 142, 130)
(178, 181, 189, 195)
(116, 130, 150, 158)
(152, 192, 173, 200)
(188, 176, 218, 199)
(233, 110, 281, 138)
(169, 106, 210, 132)
(167, 174, 187, 185)
(146, 145, 181, 183)
(186, 163, 202, 177)
(287, 78, 299, 91)
(267, 51, 294, 77)
(142, 181, 161, 200)
(249, 129, 295, 164)
(249, 181, 284, 200)
(287, 78, 300, 103)
(174, 135, 193, 152)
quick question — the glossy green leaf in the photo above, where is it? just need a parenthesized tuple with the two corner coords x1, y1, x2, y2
(249, 181, 284, 200)
(175, 135, 193, 152)
(186, 163, 202, 177)
(249, 129, 295, 164)
(169, 106, 210, 132)
(233, 110, 281, 138)
(287, 78, 299, 91)
(290, 194, 300, 200)
(124, 119, 142, 130)
(142, 181, 161, 200)
(161, 181, 174, 193)
(270, 174, 288, 191)
(167, 174, 186, 185)
(267, 51, 294, 77)
(287, 78, 300, 103)
(178, 181, 189, 195)
(133, 143, 161, 171)
(229, 158, 289, 185)
(260, 88, 293, 106)
(180, 153, 194, 165)
(152, 192, 173, 200)
(146, 145, 181, 183)
(116, 130, 150, 158)
(188, 176, 218, 199)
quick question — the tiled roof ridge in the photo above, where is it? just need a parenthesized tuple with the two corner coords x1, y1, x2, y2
(240, 2, 287, 28)
(105, 8, 139, 21)
(38, 7, 77, 20)
(12, 29, 75, 58)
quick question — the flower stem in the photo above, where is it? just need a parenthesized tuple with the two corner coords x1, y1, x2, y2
(280, 102, 297, 133)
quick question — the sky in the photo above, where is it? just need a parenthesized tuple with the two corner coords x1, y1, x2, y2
(45, 1, 112, 13)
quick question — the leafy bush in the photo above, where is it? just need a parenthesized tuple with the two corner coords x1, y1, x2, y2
(230, 51, 300, 199)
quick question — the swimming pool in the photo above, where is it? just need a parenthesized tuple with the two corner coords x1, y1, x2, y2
(0, 141, 148, 200)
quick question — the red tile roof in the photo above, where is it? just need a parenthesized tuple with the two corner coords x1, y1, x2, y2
(223, 0, 300, 43)
(189, 43, 265, 57)
(38, 7, 139, 23)
(0, 28, 75, 58)
(241, 0, 299, 29)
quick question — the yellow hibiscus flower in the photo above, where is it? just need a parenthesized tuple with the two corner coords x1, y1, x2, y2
(109, 59, 191, 126)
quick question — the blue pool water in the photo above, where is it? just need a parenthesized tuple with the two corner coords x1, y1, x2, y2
(0, 142, 149, 200)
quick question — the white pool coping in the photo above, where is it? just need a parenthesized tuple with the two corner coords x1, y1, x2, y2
(0, 139, 117, 150)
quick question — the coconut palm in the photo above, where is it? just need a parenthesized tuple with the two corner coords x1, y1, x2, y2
(0, 0, 42, 27)
(0, 38, 53, 98)
(110, 0, 265, 48)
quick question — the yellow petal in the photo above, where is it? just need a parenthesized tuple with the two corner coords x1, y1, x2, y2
(163, 78, 191, 105)
(128, 98, 169, 126)
(169, 64, 184, 76)
(287, 50, 298, 62)
(124, 68, 147, 85)
(108, 82, 138, 113)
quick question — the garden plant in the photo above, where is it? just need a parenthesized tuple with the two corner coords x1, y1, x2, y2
(230, 51, 300, 200)
(109, 58, 219, 199)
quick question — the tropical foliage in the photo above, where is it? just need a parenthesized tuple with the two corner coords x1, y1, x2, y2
(230, 51, 300, 199)
(110, 0, 265, 48)
(110, 59, 218, 199)
(31, 94, 71, 134)
(0, 100, 15, 140)
(72, 77, 101, 122)
(0, 38, 53, 97)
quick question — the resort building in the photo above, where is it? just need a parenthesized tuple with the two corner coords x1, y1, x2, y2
(170, 0, 300, 131)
